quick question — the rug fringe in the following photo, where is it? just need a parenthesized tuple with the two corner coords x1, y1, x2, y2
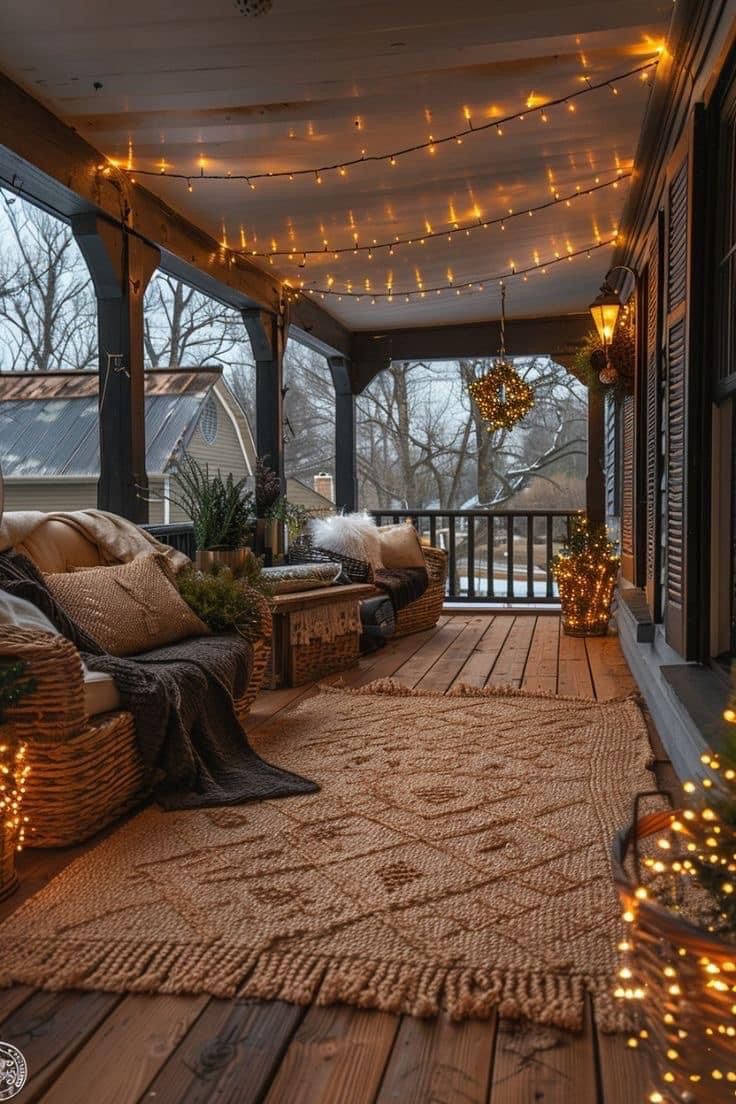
(318, 678, 644, 707)
(0, 936, 628, 1033)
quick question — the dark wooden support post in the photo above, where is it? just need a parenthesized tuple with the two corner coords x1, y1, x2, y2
(243, 308, 286, 490)
(586, 387, 606, 526)
(328, 355, 357, 512)
(72, 215, 159, 521)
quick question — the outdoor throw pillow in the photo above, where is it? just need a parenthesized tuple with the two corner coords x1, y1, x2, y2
(377, 522, 426, 569)
(309, 512, 384, 570)
(261, 562, 343, 594)
(44, 552, 209, 656)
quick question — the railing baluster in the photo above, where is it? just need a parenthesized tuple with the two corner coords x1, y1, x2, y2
(506, 515, 514, 600)
(487, 514, 494, 599)
(448, 515, 457, 598)
(429, 514, 437, 547)
(546, 513, 554, 598)
(526, 514, 534, 599)
(467, 515, 475, 600)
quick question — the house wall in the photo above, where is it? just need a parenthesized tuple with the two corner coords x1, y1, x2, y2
(3, 479, 167, 524)
(612, 0, 736, 777)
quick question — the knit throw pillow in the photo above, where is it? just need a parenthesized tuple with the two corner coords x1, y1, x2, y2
(45, 552, 209, 657)
(309, 513, 384, 570)
(377, 523, 426, 569)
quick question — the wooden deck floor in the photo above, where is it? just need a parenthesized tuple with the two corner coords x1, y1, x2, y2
(1, 613, 674, 1104)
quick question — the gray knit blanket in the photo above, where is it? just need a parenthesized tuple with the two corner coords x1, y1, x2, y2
(0, 552, 318, 810)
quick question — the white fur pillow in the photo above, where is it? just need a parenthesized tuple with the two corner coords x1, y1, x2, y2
(310, 512, 384, 569)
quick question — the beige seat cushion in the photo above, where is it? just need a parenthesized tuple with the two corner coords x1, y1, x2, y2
(18, 519, 105, 574)
(378, 523, 426, 569)
(45, 552, 209, 657)
(83, 670, 122, 716)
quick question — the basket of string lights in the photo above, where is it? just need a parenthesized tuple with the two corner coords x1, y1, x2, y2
(0, 659, 34, 902)
(611, 718, 736, 1104)
(550, 514, 620, 636)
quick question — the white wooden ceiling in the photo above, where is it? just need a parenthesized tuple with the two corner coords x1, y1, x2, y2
(0, 0, 671, 331)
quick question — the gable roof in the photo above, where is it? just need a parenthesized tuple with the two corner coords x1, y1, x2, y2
(0, 368, 228, 478)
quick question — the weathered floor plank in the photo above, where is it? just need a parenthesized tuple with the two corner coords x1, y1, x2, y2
(557, 622, 596, 699)
(521, 615, 560, 694)
(41, 994, 209, 1104)
(142, 998, 305, 1104)
(415, 616, 489, 692)
(489, 1000, 598, 1103)
(486, 615, 536, 687)
(585, 634, 636, 701)
(0, 989, 123, 1103)
(264, 1005, 399, 1104)
(452, 614, 515, 687)
(375, 1012, 497, 1104)
(595, 1000, 657, 1104)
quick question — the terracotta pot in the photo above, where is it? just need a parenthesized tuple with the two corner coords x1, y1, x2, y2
(195, 547, 255, 573)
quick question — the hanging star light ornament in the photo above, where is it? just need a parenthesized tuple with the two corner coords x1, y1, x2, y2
(467, 284, 535, 432)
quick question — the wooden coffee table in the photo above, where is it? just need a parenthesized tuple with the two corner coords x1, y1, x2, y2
(268, 584, 376, 688)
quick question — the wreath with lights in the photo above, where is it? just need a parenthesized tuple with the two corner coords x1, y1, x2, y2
(468, 360, 535, 432)
(467, 285, 535, 432)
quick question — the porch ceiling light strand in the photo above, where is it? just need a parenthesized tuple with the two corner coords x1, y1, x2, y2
(248, 171, 630, 262)
(121, 60, 657, 187)
(467, 284, 534, 433)
(294, 235, 617, 302)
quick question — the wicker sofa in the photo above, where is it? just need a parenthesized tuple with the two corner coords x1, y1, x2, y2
(1, 517, 272, 848)
(289, 536, 448, 638)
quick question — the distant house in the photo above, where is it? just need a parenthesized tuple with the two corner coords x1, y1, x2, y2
(0, 368, 334, 522)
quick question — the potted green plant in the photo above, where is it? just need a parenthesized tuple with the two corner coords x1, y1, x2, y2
(255, 457, 283, 561)
(165, 453, 256, 572)
(267, 496, 312, 550)
(551, 514, 620, 636)
(176, 558, 272, 640)
(0, 659, 34, 902)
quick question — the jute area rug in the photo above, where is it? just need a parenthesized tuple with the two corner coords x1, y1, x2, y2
(0, 682, 653, 1032)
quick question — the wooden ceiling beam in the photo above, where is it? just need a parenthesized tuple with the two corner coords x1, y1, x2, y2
(0, 71, 283, 311)
(348, 313, 591, 392)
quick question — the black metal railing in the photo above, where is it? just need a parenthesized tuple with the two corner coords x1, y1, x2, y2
(371, 509, 576, 603)
(145, 510, 577, 605)
(142, 522, 196, 559)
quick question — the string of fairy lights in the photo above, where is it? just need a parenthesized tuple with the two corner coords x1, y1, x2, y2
(96, 55, 660, 312)
(285, 235, 619, 303)
(120, 58, 658, 189)
(248, 171, 630, 262)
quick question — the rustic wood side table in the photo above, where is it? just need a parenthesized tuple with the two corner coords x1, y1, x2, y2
(268, 584, 377, 688)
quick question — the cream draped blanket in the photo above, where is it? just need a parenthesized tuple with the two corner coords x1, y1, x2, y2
(0, 509, 189, 571)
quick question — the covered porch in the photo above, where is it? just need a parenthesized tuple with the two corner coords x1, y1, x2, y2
(0, 0, 733, 1101)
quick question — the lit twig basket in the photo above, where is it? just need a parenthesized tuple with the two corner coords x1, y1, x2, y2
(0, 741, 29, 903)
(551, 515, 620, 637)
(612, 800, 736, 1103)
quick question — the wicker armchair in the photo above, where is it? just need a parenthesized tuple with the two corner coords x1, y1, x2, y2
(1, 591, 272, 848)
(289, 537, 447, 638)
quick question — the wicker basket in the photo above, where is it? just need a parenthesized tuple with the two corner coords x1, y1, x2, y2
(393, 546, 448, 638)
(288, 537, 373, 583)
(290, 632, 360, 686)
(0, 827, 18, 903)
(612, 806, 736, 1103)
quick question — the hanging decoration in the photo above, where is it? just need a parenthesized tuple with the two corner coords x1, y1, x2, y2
(467, 284, 534, 432)
(573, 295, 636, 396)
(120, 60, 658, 188)
(247, 171, 630, 262)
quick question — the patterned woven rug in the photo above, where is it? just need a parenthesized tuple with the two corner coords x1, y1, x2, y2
(0, 682, 653, 1031)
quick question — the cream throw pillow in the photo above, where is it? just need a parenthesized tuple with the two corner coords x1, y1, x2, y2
(45, 552, 209, 657)
(378, 523, 426, 569)
(309, 513, 384, 570)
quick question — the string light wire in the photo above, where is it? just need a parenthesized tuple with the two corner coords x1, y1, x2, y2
(244, 171, 631, 260)
(294, 235, 618, 301)
(120, 60, 657, 187)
